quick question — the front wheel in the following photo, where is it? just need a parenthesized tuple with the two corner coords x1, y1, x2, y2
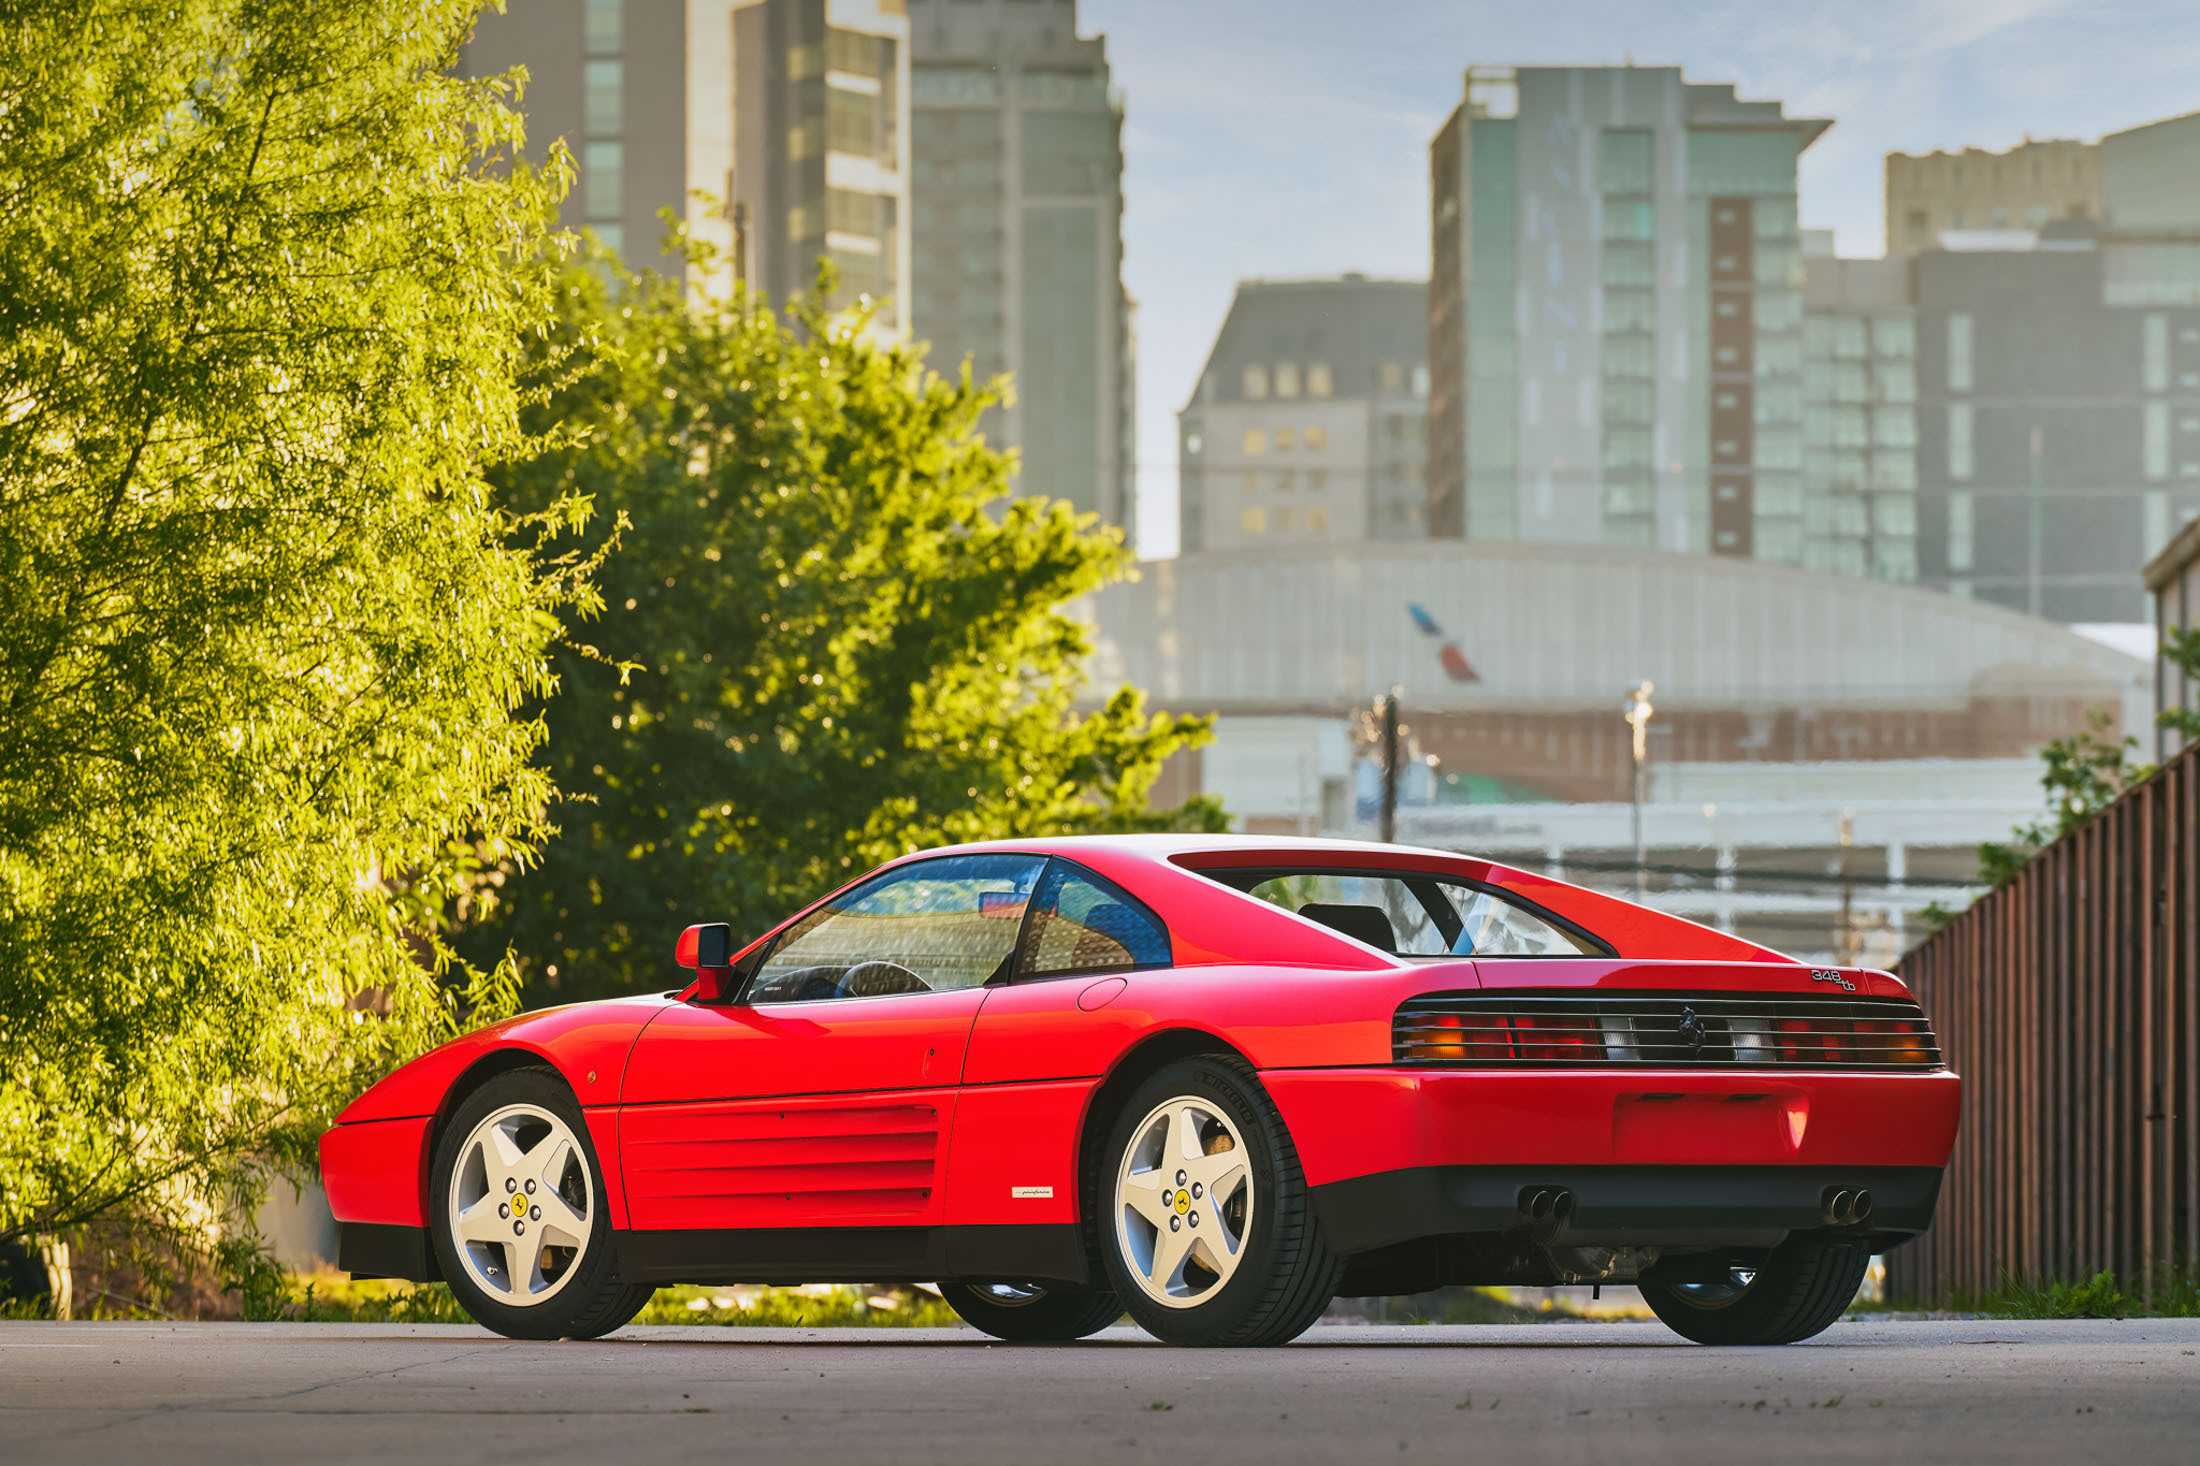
(1096, 1057, 1342, 1347)
(938, 1281, 1122, 1341)
(429, 1067, 653, 1340)
(1639, 1237, 1871, 1345)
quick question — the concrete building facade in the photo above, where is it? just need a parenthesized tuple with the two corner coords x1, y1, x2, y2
(1427, 65, 1831, 561)
(1909, 113, 2200, 623)
(726, 0, 911, 330)
(1884, 137, 2100, 256)
(1801, 236, 1920, 582)
(461, 0, 742, 283)
(907, 0, 1132, 525)
(459, 0, 908, 320)
(1177, 276, 1428, 551)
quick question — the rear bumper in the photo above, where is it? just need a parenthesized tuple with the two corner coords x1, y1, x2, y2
(1262, 1066, 1963, 1183)
(338, 1222, 440, 1283)
(1311, 1162, 1944, 1255)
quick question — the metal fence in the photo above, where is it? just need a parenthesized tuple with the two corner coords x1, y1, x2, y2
(1886, 737, 2199, 1303)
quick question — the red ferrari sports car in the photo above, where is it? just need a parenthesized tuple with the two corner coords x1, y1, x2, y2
(322, 834, 1959, 1347)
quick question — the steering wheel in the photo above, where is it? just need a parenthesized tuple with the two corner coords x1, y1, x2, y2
(836, 960, 931, 998)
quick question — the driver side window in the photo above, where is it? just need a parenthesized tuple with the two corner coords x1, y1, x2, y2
(747, 854, 1046, 1002)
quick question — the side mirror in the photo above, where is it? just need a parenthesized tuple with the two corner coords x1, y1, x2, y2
(676, 922, 737, 1001)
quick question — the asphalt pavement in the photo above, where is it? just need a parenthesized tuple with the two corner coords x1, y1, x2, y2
(4, 1316, 2197, 1464)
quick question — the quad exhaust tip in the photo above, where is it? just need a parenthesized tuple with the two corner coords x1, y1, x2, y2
(1821, 1186, 1874, 1227)
(1518, 1187, 1575, 1225)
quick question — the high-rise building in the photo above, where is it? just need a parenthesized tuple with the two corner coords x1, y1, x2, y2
(1176, 276, 1427, 552)
(460, 0, 742, 283)
(1885, 138, 2099, 257)
(727, 0, 911, 331)
(1427, 66, 1831, 561)
(1801, 233, 1920, 582)
(906, 0, 1131, 527)
(1913, 110, 2200, 623)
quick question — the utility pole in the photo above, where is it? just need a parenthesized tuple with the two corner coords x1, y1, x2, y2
(1378, 690, 1401, 845)
(1624, 680, 1655, 902)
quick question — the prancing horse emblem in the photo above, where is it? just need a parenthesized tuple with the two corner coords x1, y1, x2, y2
(1677, 1006, 1707, 1053)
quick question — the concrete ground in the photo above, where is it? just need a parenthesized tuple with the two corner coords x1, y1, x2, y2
(3, 1316, 2197, 1464)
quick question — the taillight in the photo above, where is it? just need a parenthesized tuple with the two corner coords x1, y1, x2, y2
(1509, 1013, 1602, 1063)
(1854, 1018, 1928, 1066)
(1409, 1012, 1468, 1061)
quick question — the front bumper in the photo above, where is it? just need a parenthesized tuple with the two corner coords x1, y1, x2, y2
(1311, 1162, 1944, 1255)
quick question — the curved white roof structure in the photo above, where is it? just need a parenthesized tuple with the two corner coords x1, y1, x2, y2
(1091, 542, 2149, 727)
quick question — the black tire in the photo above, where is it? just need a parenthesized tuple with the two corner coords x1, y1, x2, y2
(1639, 1237, 1871, 1345)
(1094, 1056, 1343, 1347)
(938, 1281, 1122, 1341)
(429, 1067, 653, 1340)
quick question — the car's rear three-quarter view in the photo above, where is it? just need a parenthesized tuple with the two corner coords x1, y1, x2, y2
(319, 834, 1960, 1347)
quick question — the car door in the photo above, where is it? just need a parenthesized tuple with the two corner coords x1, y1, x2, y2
(621, 853, 1047, 1233)
(948, 859, 1174, 1229)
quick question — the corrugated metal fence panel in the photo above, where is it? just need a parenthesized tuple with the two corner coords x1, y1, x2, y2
(1888, 742, 2197, 1302)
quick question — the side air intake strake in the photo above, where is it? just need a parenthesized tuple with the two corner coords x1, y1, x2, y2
(1393, 992, 1943, 1070)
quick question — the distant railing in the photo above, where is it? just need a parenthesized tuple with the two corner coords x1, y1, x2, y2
(1887, 737, 2198, 1303)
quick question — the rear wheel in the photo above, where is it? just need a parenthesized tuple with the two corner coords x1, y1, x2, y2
(429, 1068, 653, 1340)
(938, 1281, 1122, 1341)
(1096, 1057, 1342, 1347)
(1639, 1237, 1871, 1345)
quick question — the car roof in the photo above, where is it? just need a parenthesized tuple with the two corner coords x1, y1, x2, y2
(907, 832, 1473, 864)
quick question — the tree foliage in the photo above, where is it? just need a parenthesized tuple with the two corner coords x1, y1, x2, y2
(472, 242, 1222, 1002)
(1973, 628, 2200, 887)
(0, 0, 586, 1253)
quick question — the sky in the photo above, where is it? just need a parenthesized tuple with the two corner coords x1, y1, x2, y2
(1077, 0, 2200, 559)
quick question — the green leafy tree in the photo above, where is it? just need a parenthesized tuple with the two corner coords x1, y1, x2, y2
(0, 0, 589, 1268)
(474, 242, 1223, 1001)
(1971, 630, 2200, 889)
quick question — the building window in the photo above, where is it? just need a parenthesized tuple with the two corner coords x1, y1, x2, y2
(1240, 506, 1266, 534)
(2144, 313, 2170, 393)
(1304, 426, 1327, 452)
(1947, 402, 1974, 480)
(2146, 401, 2171, 480)
(1947, 313, 1974, 392)
(1948, 491, 1974, 571)
(584, 0, 621, 55)
(1378, 362, 1404, 393)
(1239, 471, 1256, 494)
(826, 27, 883, 77)
(584, 140, 623, 220)
(827, 188, 880, 238)
(1240, 428, 1265, 455)
(585, 60, 622, 136)
(1307, 504, 1331, 532)
(1184, 432, 1203, 456)
(1308, 469, 1329, 493)
(1242, 365, 1270, 399)
(1275, 362, 1302, 398)
(1273, 428, 1294, 452)
(828, 87, 879, 158)
(1274, 506, 1297, 531)
(1306, 363, 1333, 398)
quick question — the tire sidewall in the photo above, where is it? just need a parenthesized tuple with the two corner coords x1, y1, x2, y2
(1095, 1058, 1294, 1343)
(429, 1067, 622, 1340)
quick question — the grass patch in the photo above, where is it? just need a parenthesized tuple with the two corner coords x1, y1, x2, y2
(233, 1272, 961, 1327)
(1936, 1267, 2200, 1320)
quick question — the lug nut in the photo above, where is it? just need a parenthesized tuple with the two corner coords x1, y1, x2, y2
(512, 1220, 525, 1236)
(529, 1206, 541, 1221)
(1188, 1211, 1199, 1228)
(525, 1179, 537, 1194)
(1169, 1215, 1181, 1232)
(1191, 1183, 1203, 1199)
(1176, 1170, 1187, 1186)
(499, 1203, 510, 1219)
(505, 1177, 517, 1193)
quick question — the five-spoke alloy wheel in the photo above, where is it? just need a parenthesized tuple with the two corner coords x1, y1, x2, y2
(430, 1069, 652, 1339)
(1095, 1058, 1342, 1346)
